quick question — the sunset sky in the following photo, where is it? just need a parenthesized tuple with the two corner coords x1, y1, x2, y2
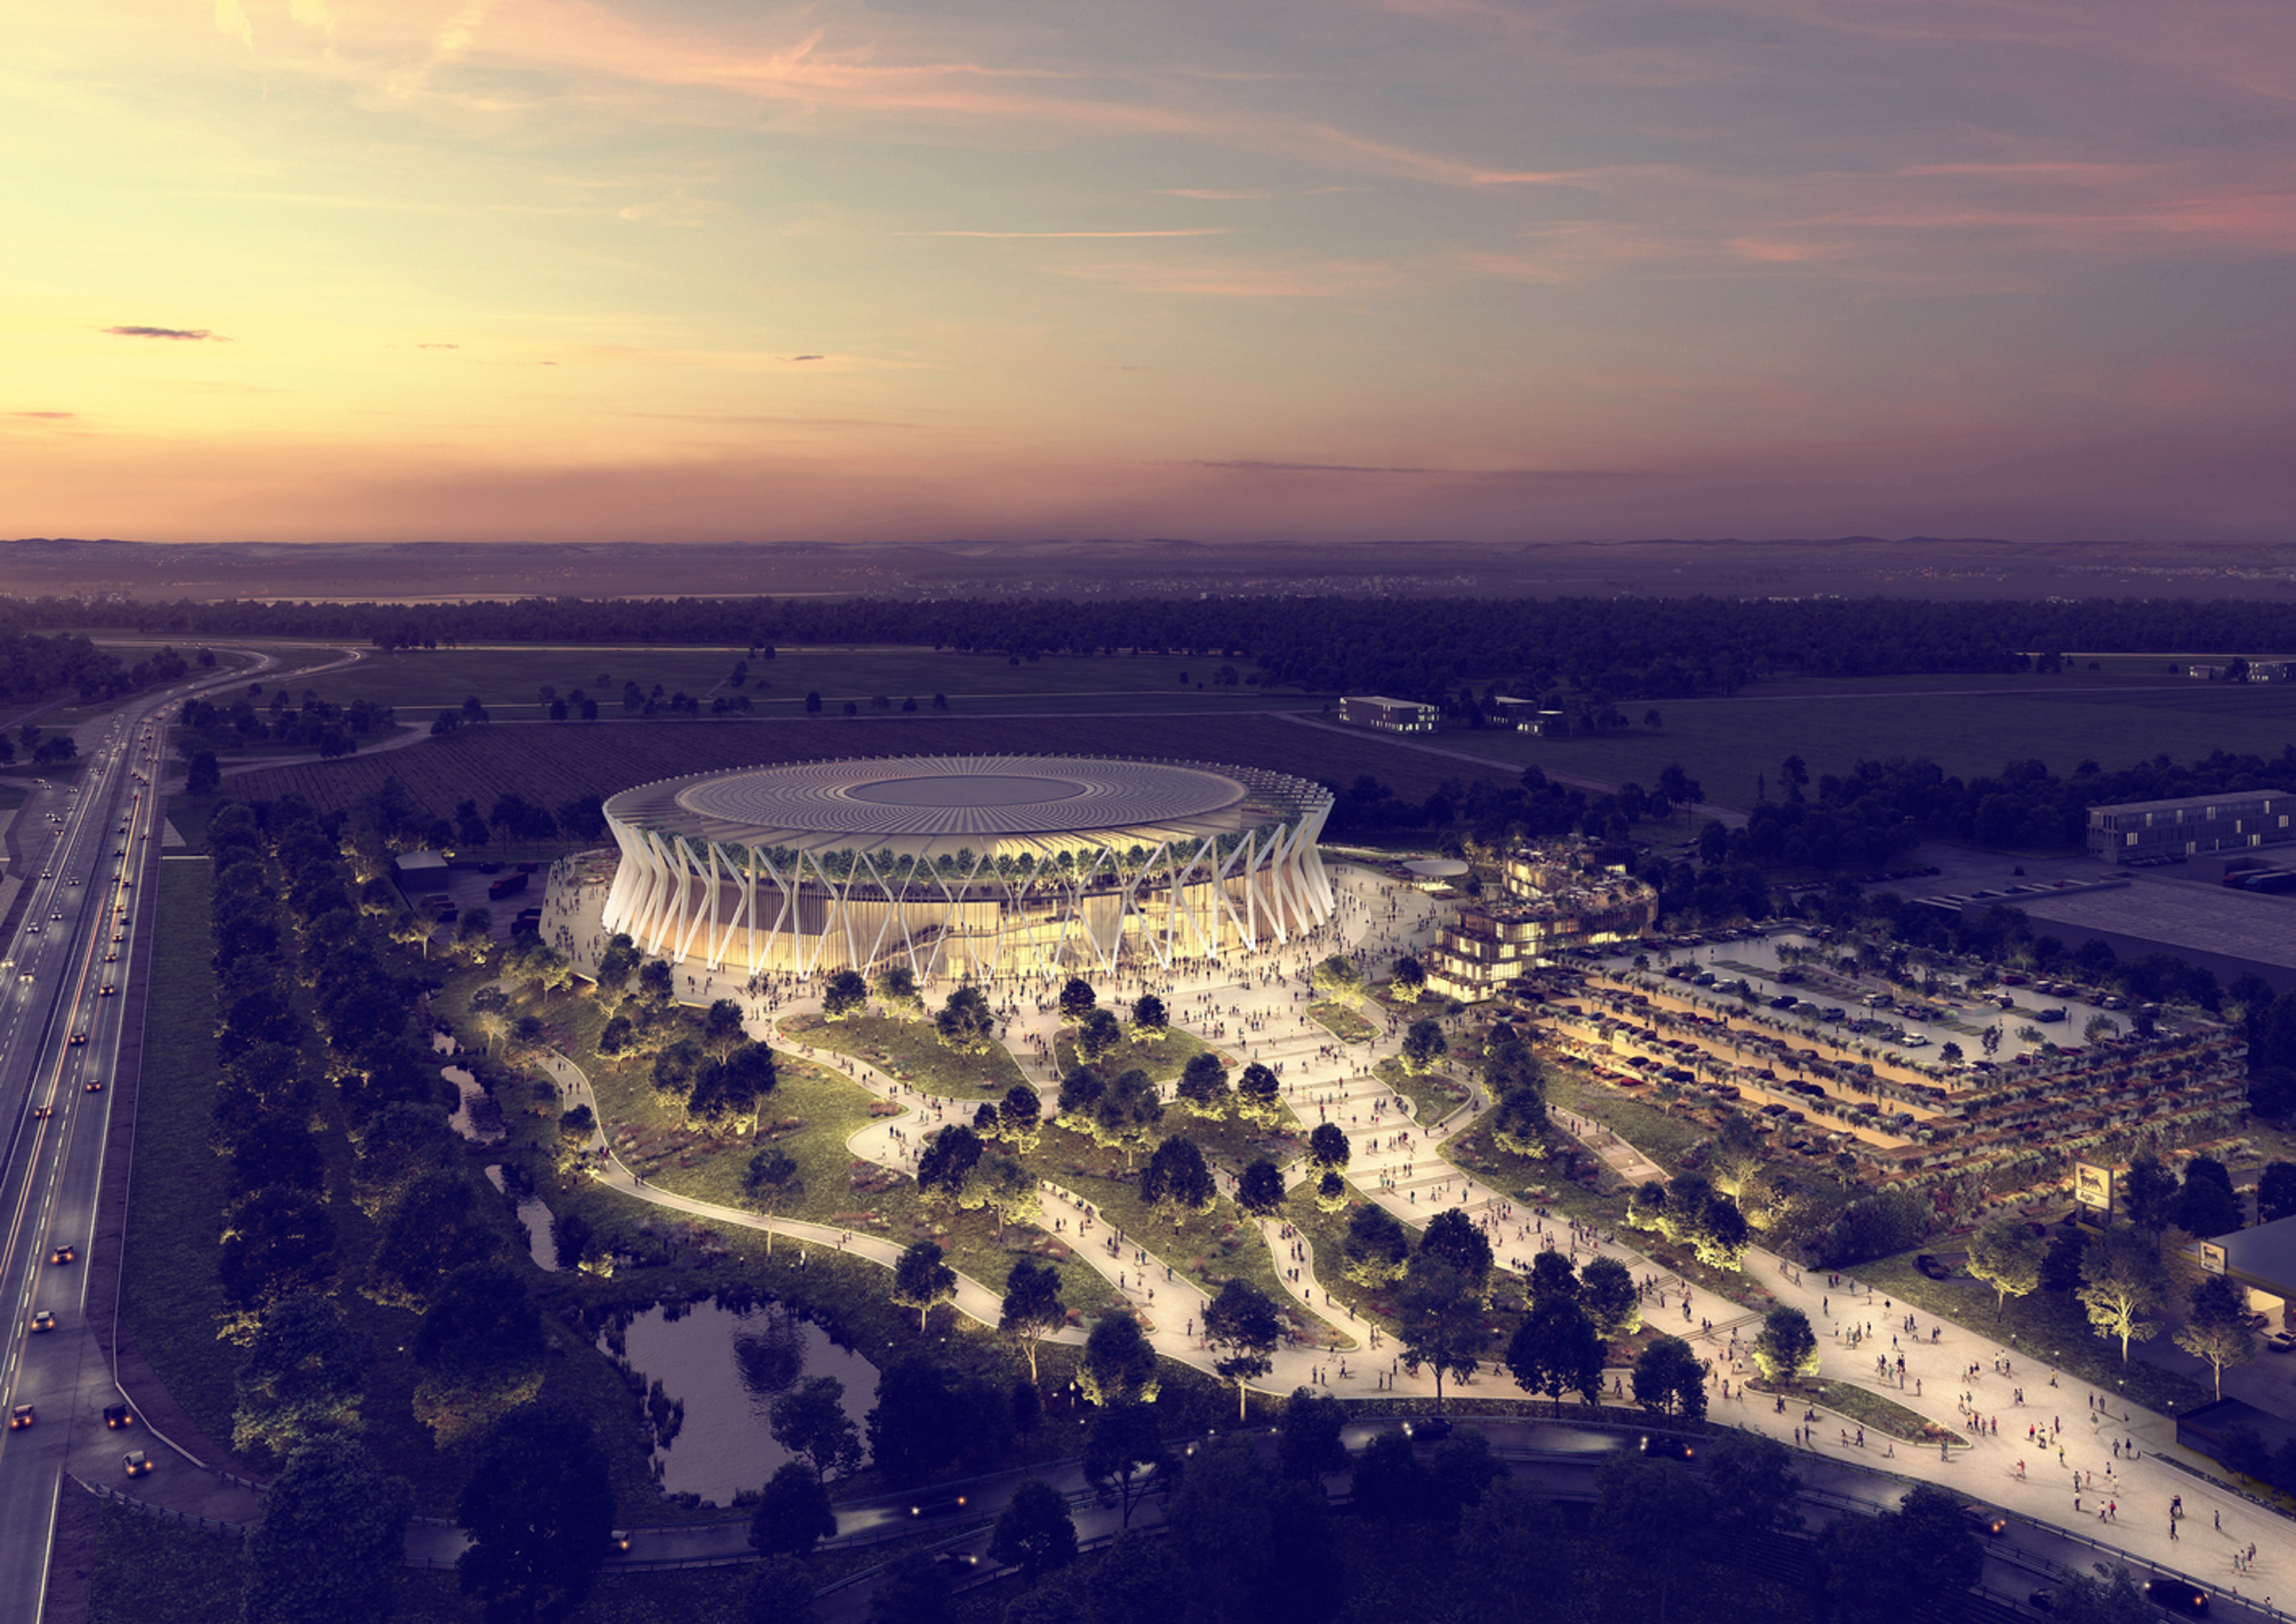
(6, 0, 2293, 544)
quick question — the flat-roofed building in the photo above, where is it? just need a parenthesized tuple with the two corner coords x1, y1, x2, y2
(1339, 695, 1439, 733)
(1423, 841, 1658, 1000)
(1491, 696, 1537, 730)
(2088, 790, 2296, 864)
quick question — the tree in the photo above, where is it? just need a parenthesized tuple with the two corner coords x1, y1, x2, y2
(2048, 1563, 2164, 1624)
(916, 1124, 985, 1204)
(2259, 1160, 2296, 1224)
(1350, 1428, 1428, 1521)
(738, 1558, 817, 1624)
(1059, 978, 1098, 1024)
(2118, 1152, 2178, 1232)
(989, 1480, 1078, 1584)
(1307, 1122, 1350, 1173)
(1140, 1136, 1217, 1224)
(1752, 1306, 1820, 1384)
(218, 1186, 340, 1336)
(872, 964, 924, 1017)
(2076, 1225, 2167, 1362)
(866, 1360, 1013, 1484)
(1175, 1051, 1231, 1119)
(1400, 1019, 1448, 1075)
(1578, 1255, 1641, 1338)
(1202, 1278, 1284, 1420)
(242, 1436, 409, 1624)
(1339, 1202, 1409, 1286)
(1000, 1258, 1068, 1385)
(748, 1460, 838, 1554)
(1966, 1215, 2045, 1319)
(891, 1241, 957, 1330)
(1130, 993, 1168, 1040)
(741, 1147, 804, 1254)
(997, 1084, 1043, 1152)
(1167, 1438, 1338, 1624)
(1311, 956, 1363, 1006)
(1278, 1386, 1348, 1482)
(412, 1263, 548, 1449)
(1079, 1313, 1159, 1407)
(935, 985, 998, 1053)
(456, 1406, 617, 1624)
(1630, 1336, 1709, 1420)
(1506, 1297, 1606, 1416)
(1234, 1062, 1281, 1125)
(2171, 1169, 2241, 1239)
(770, 1376, 863, 1481)
(1315, 1171, 1347, 1213)
(1596, 1454, 1709, 1624)
(1235, 1158, 1286, 1219)
(231, 1291, 372, 1465)
(1415, 1208, 1493, 1299)
(1394, 1260, 1485, 1414)
(1702, 1431, 1802, 1542)
(963, 1151, 1039, 1239)
(1390, 955, 1426, 1000)
(1526, 1249, 1577, 1304)
(1456, 1480, 1576, 1624)
(867, 1553, 951, 1624)
(1083, 1402, 1172, 1530)
(2175, 1274, 2256, 1401)
(1076, 1008, 1123, 1063)
(701, 998, 747, 1059)
(1090, 1069, 1163, 1167)
(822, 969, 869, 1020)
(1821, 1483, 1982, 1624)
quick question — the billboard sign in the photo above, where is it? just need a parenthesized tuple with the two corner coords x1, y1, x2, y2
(2073, 1161, 2114, 1214)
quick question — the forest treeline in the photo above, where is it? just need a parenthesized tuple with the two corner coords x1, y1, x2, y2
(0, 627, 194, 706)
(12, 593, 2296, 701)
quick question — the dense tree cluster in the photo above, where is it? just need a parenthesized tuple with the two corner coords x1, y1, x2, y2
(32, 592, 2296, 704)
(0, 626, 190, 707)
(179, 687, 395, 760)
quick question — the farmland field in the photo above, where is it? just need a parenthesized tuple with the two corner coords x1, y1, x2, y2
(222, 709, 1515, 822)
(1450, 670, 2296, 812)
(210, 642, 1314, 722)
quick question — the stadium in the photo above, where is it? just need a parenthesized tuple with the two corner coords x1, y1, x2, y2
(599, 754, 1335, 980)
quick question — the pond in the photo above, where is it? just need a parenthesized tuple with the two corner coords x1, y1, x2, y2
(604, 1299, 879, 1508)
(483, 1165, 561, 1272)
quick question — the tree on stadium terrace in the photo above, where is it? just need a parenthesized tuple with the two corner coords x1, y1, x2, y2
(1176, 1051, 1232, 1119)
(1394, 1260, 1483, 1415)
(1235, 1158, 1285, 1219)
(1311, 956, 1364, 1006)
(996, 1084, 1043, 1152)
(742, 1148, 805, 1256)
(1076, 1007, 1124, 1063)
(1389, 955, 1426, 1000)
(1091, 1069, 1164, 1167)
(916, 1126, 985, 1204)
(999, 1259, 1067, 1385)
(1059, 978, 1098, 1024)
(822, 969, 869, 1021)
(1307, 1123, 1350, 1173)
(961, 1151, 1039, 1239)
(1130, 993, 1168, 1041)
(1400, 1019, 1448, 1074)
(1752, 1307, 1819, 1384)
(1965, 1215, 2044, 1320)
(1234, 1062, 1282, 1126)
(1506, 1296, 1605, 1417)
(935, 985, 998, 1054)
(1340, 1203, 1408, 1286)
(1079, 1313, 1159, 1407)
(2076, 1224, 2168, 1362)
(2175, 1275, 2256, 1401)
(1141, 1136, 1217, 1224)
(1630, 1336, 1709, 1421)
(872, 964, 924, 1017)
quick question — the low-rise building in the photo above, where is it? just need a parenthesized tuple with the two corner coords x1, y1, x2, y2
(1424, 842, 1658, 999)
(1339, 695, 1439, 733)
(2088, 790, 2296, 864)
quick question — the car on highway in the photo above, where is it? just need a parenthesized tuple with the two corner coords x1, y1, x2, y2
(609, 1530, 631, 1556)
(69, 1032, 87, 1047)
(99, 984, 116, 996)
(8, 1406, 31, 1430)
(932, 1551, 981, 1578)
(1962, 1503, 2006, 1536)
(1402, 1416, 1454, 1442)
(123, 1451, 153, 1478)
(103, 1404, 134, 1430)
(49, 1245, 75, 1266)
(84, 1078, 104, 1093)
(30, 1310, 57, 1332)
(1639, 1435, 1695, 1459)
(31, 1106, 51, 1121)
(104, 953, 118, 963)
(908, 1491, 970, 1517)
(2145, 1579, 2210, 1616)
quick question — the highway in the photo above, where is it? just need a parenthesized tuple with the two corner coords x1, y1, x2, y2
(0, 654, 294, 1619)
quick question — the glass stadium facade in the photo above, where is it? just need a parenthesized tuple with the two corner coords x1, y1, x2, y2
(599, 754, 1335, 980)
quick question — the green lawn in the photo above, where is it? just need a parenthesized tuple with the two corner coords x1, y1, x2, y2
(781, 1013, 1027, 1098)
(1856, 1252, 2207, 1415)
(1747, 1377, 1964, 1445)
(1307, 1000, 1378, 1043)
(1053, 1024, 1226, 1085)
(1374, 1055, 1470, 1128)
(118, 857, 239, 1444)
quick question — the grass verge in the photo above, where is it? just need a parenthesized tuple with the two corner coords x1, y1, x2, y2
(1307, 1000, 1378, 1043)
(782, 1013, 1025, 1098)
(1747, 1377, 1964, 1445)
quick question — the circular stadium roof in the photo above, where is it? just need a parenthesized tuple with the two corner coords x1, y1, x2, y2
(1404, 858, 1470, 879)
(606, 754, 1329, 852)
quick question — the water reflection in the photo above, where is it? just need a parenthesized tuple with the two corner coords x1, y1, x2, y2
(607, 1299, 879, 1507)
